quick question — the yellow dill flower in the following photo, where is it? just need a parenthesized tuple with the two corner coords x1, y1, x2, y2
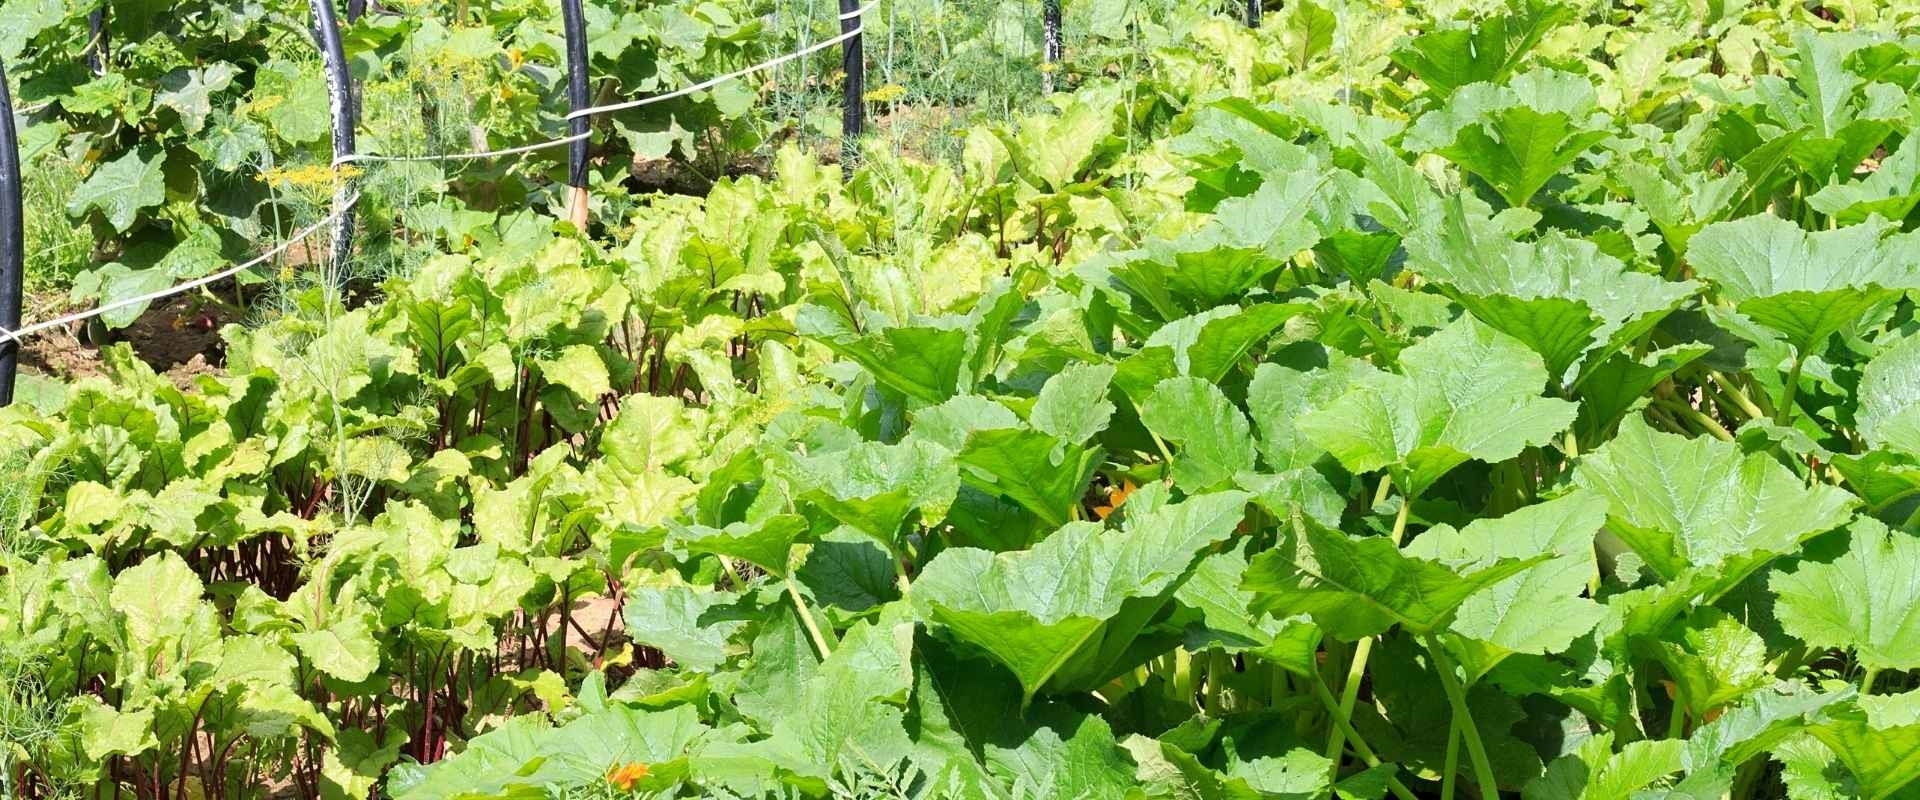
(262, 164, 363, 192)
(281, 166, 333, 190)
(863, 83, 907, 103)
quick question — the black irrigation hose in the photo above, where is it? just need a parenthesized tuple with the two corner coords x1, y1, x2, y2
(309, 0, 357, 275)
(87, 4, 108, 76)
(310, 0, 355, 166)
(0, 59, 22, 407)
(1042, 0, 1062, 93)
(839, 0, 864, 174)
(347, 0, 366, 23)
(1247, 0, 1261, 28)
(560, 0, 590, 193)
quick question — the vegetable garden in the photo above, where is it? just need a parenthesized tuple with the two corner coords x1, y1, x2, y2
(3, 0, 1920, 798)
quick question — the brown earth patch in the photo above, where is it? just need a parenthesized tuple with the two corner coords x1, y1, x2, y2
(17, 283, 239, 389)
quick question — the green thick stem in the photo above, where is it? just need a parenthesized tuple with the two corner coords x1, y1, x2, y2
(1323, 636, 1373, 768)
(1776, 354, 1806, 426)
(1709, 371, 1767, 421)
(1388, 490, 1412, 546)
(892, 544, 913, 595)
(1425, 635, 1499, 800)
(1307, 672, 1419, 800)
(1323, 495, 1411, 775)
(1206, 650, 1230, 716)
(1150, 431, 1177, 469)
(1646, 404, 1689, 436)
(1174, 650, 1199, 704)
(784, 575, 834, 660)
(1863, 667, 1881, 695)
(717, 556, 746, 591)
(1656, 398, 1734, 441)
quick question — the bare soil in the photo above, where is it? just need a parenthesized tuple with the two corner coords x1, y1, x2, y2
(18, 285, 237, 390)
(629, 151, 773, 197)
(555, 595, 626, 657)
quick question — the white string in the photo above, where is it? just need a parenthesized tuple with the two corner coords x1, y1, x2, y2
(334, 132, 589, 166)
(331, 0, 875, 164)
(2, 1, 879, 344)
(0, 195, 361, 347)
(564, 0, 876, 121)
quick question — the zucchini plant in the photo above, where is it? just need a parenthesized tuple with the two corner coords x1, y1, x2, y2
(2, 2, 1919, 799)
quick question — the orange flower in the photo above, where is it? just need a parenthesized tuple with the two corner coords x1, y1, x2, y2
(1093, 479, 1138, 520)
(607, 762, 649, 791)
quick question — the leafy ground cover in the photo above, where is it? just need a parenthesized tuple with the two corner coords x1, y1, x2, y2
(7, 0, 1920, 798)
(0, 0, 1222, 346)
